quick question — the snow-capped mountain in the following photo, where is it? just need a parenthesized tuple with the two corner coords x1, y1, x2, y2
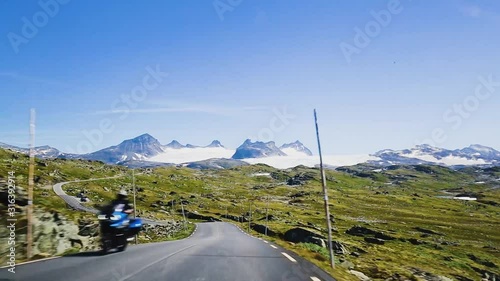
(231, 139, 287, 159)
(371, 144, 500, 166)
(0, 142, 63, 158)
(280, 141, 313, 156)
(165, 140, 185, 149)
(456, 144, 500, 162)
(147, 139, 233, 163)
(206, 140, 224, 148)
(83, 133, 164, 164)
(2, 135, 499, 169)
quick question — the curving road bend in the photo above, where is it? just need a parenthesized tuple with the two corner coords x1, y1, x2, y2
(1, 222, 335, 281)
(52, 177, 163, 225)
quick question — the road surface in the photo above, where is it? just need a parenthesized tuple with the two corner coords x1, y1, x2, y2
(1, 222, 335, 281)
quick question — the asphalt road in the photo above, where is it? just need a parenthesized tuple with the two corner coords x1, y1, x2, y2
(1, 222, 335, 281)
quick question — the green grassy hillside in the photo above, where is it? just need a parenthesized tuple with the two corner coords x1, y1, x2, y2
(1, 148, 498, 280)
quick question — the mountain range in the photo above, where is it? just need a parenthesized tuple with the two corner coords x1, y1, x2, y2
(371, 144, 500, 166)
(1, 134, 499, 169)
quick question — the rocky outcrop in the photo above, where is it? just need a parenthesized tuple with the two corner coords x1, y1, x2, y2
(250, 223, 276, 237)
(284, 227, 324, 243)
(350, 270, 371, 281)
(183, 211, 221, 222)
(286, 172, 317, 186)
(221, 214, 247, 222)
(346, 225, 395, 244)
(141, 221, 184, 240)
(346, 225, 378, 236)
(32, 211, 99, 256)
(283, 227, 347, 254)
(414, 227, 443, 236)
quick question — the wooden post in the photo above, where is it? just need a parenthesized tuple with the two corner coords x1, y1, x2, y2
(265, 196, 269, 236)
(27, 109, 35, 260)
(132, 169, 137, 244)
(314, 109, 335, 269)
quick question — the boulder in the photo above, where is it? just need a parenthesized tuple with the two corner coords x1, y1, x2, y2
(331, 241, 348, 255)
(408, 238, 425, 245)
(184, 211, 221, 222)
(346, 226, 378, 237)
(350, 270, 371, 281)
(77, 223, 99, 237)
(340, 260, 355, 269)
(284, 227, 325, 243)
(250, 223, 276, 237)
(414, 227, 443, 236)
(374, 232, 396, 241)
(259, 214, 277, 221)
(221, 214, 242, 222)
(305, 236, 326, 248)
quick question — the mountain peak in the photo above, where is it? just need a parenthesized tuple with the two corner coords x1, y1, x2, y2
(280, 141, 313, 156)
(232, 139, 286, 159)
(132, 133, 157, 142)
(206, 140, 224, 148)
(165, 140, 184, 149)
(468, 144, 495, 151)
(85, 133, 163, 164)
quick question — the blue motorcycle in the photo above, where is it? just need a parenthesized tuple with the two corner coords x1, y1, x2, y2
(97, 207, 142, 254)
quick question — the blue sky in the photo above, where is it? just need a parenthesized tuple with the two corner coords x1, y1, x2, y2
(1, 0, 499, 154)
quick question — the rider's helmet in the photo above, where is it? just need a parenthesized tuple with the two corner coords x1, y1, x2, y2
(117, 189, 128, 200)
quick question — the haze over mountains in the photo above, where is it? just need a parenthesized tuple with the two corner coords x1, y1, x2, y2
(1, 134, 499, 169)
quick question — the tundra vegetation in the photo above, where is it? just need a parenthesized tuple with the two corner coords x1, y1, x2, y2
(0, 148, 498, 280)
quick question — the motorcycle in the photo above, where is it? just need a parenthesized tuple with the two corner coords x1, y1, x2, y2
(97, 207, 142, 254)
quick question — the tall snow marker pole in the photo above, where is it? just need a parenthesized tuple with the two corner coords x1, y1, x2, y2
(314, 109, 335, 269)
(27, 109, 36, 260)
(133, 169, 137, 244)
(181, 200, 187, 230)
(248, 200, 252, 232)
(265, 196, 269, 236)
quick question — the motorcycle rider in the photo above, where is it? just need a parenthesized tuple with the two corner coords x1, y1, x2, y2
(100, 189, 134, 238)
(109, 189, 134, 215)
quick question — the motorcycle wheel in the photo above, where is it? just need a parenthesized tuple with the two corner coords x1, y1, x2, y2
(101, 239, 110, 255)
(117, 240, 128, 252)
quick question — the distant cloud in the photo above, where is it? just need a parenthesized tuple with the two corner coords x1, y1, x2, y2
(92, 104, 270, 116)
(93, 106, 224, 115)
(0, 72, 70, 87)
(460, 5, 482, 17)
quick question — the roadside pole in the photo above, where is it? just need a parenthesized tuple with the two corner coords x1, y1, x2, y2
(265, 196, 269, 236)
(248, 200, 252, 232)
(27, 109, 36, 260)
(181, 200, 187, 230)
(314, 109, 335, 269)
(132, 169, 137, 245)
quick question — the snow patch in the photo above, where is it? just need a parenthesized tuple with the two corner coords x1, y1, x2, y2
(251, 173, 271, 177)
(242, 154, 379, 169)
(281, 147, 311, 157)
(406, 151, 488, 165)
(148, 147, 235, 164)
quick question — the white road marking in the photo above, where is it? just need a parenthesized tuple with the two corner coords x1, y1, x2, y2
(0, 256, 61, 268)
(270, 245, 277, 249)
(263, 241, 269, 244)
(310, 277, 321, 281)
(281, 252, 297, 263)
